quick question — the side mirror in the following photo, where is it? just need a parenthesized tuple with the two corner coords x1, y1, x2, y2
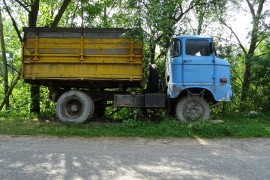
(209, 42, 216, 55)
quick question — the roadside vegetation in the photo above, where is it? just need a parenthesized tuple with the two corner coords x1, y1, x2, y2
(0, 108, 269, 138)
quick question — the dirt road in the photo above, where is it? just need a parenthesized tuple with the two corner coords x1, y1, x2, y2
(0, 136, 270, 179)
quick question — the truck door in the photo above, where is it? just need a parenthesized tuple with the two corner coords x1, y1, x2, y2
(182, 39, 215, 85)
(166, 39, 182, 85)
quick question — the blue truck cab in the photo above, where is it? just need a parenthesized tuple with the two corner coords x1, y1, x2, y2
(166, 36, 233, 121)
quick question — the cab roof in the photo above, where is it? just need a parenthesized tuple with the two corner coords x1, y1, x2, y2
(175, 35, 212, 40)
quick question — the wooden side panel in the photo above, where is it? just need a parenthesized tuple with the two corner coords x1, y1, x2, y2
(22, 28, 143, 87)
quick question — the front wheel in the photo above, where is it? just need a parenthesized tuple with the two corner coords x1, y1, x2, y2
(56, 91, 94, 123)
(175, 96, 210, 122)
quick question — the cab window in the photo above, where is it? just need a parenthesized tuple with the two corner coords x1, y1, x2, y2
(170, 39, 181, 57)
(186, 39, 211, 56)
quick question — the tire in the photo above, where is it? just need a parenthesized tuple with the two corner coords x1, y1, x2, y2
(175, 96, 210, 122)
(147, 64, 159, 93)
(56, 91, 94, 123)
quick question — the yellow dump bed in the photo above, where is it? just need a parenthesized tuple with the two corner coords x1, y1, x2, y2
(22, 28, 143, 89)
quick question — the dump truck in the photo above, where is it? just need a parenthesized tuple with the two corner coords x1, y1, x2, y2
(22, 27, 233, 123)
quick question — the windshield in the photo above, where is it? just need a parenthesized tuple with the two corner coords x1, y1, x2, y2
(186, 39, 211, 56)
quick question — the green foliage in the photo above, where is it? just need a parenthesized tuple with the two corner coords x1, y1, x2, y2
(39, 86, 56, 116)
(0, 81, 55, 118)
(248, 40, 270, 110)
(38, 1, 62, 26)
(0, 113, 269, 138)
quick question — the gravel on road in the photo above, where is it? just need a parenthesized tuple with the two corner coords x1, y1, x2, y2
(0, 136, 270, 180)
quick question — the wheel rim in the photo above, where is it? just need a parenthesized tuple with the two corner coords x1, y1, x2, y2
(62, 96, 83, 119)
(183, 101, 203, 121)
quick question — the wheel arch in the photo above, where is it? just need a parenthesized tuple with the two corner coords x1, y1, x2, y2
(176, 87, 216, 104)
(167, 86, 215, 116)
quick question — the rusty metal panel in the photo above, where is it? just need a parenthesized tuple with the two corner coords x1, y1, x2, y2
(145, 94, 165, 107)
(114, 94, 166, 108)
(23, 27, 128, 38)
(114, 95, 144, 107)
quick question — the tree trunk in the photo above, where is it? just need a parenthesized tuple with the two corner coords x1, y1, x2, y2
(0, 69, 22, 111)
(149, 38, 156, 64)
(196, 6, 206, 35)
(51, 0, 72, 27)
(28, 0, 40, 114)
(240, 59, 251, 102)
(0, 10, 10, 110)
(103, 6, 108, 27)
(240, 0, 265, 109)
(30, 85, 40, 113)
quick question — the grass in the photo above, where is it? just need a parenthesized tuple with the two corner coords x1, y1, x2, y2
(0, 112, 269, 138)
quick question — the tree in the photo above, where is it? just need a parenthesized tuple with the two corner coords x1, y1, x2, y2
(241, 0, 268, 104)
(0, 9, 9, 110)
(216, 0, 269, 110)
(116, 0, 211, 64)
(186, 0, 227, 35)
(3, 0, 72, 114)
(248, 39, 270, 109)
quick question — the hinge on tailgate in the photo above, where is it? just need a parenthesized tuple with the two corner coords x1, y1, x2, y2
(80, 36, 85, 61)
(33, 36, 39, 61)
(129, 39, 134, 62)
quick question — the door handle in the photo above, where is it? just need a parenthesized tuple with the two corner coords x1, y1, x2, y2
(184, 60, 192, 63)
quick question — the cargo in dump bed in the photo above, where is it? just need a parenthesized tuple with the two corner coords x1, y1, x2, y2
(22, 27, 143, 89)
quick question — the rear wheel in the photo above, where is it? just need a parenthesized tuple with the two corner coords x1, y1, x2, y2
(56, 91, 94, 123)
(175, 96, 210, 122)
